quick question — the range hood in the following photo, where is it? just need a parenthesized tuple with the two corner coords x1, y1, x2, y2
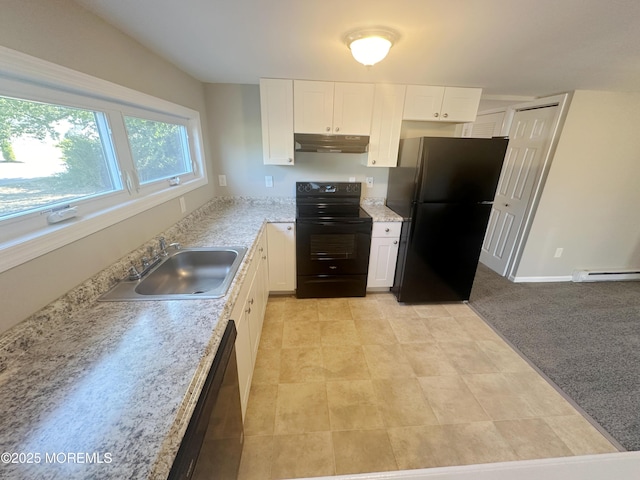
(294, 133, 369, 154)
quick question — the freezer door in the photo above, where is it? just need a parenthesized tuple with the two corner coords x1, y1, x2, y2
(418, 137, 508, 203)
(393, 202, 492, 302)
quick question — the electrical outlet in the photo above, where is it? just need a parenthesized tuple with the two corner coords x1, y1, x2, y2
(349, 177, 356, 182)
(179, 196, 186, 214)
(218, 175, 227, 187)
(366, 177, 374, 188)
(554, 247, 563, 258)
(265, 176, 273, 188)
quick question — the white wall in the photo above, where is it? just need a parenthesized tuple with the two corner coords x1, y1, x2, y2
(515, 90, 640, 278)
(0, 0, 213, 333)
(204, 83, 458, 198)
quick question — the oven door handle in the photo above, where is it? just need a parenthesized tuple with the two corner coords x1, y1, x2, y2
(297, 219, 371, 226)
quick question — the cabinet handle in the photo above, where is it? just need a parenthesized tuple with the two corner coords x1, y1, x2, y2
(259, 247, 263, 252)
(372, 160, 376, 165)
(385, 228, 390, 232)
(393, 240, 398, 245)
(287, 226, 292, 230)
(335, 127, 340, 132)
(434, 112, 439, 118)
(443, 113, 448, 118)
(326, 126, 331, 132)
(245, 307, 251, 314)
(262, 255, 267, 260)
(249, 298, 254, 305)
(288, 158, 293, 163)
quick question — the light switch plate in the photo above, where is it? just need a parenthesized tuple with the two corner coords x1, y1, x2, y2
(218, 175, 227, 187)
(265, 176, 273, 188)
(349, 177, 356, 182)
(366, 177, 374, 188)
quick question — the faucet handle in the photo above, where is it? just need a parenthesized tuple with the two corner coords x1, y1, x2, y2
(128, 265, 141, 281)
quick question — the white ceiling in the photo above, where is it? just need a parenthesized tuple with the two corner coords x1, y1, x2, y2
(74, 0, 640, 98)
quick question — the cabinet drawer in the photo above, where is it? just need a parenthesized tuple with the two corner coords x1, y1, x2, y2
(372, 222, 401, 237)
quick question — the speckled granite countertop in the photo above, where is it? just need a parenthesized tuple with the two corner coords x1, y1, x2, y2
(0, 196, 398, 480)
(0, 197, 294, 480)
(360, 203, 403, 222)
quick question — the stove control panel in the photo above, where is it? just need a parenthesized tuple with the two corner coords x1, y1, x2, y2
(296, 182, 361, 196)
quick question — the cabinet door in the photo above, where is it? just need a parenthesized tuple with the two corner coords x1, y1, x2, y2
(367, 236, 400, 288)
(259, 78, 294, 165)
(246, 272, 262, 367)
(366, 84, 406, 167)
(332, 82, 375, 135)
(256, 231, 269, 320)
(235, 312, 252, 420)
(403, 85, 445, 121)
(293, 80, 334, 134)
(267, 223, 296, 292)
(440, 87, 482, 123)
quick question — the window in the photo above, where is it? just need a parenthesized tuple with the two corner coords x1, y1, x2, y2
(124, 116, 192, 185)
(0, 47, 208, 273)
(0, 95, 121, 219)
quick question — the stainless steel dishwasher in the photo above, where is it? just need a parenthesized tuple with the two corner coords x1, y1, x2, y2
(168, 321, 244, 480)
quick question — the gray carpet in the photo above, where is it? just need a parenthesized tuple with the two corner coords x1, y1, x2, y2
(469, 263, 640, 451)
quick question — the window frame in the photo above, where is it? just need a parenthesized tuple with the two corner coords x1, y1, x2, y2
(0, 46, 208, 274)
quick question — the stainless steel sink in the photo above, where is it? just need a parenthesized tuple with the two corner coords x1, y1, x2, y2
(99, 247, 247, 301)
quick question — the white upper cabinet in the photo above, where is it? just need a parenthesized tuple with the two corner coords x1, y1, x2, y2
(294, 80, 374, 135)
(365, 84, 406, 168)
(403, 85, 482, 123)
(259, 78, 294, 165)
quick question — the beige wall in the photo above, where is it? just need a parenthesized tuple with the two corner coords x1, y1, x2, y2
(515, 90, 640, 278)
(204, 83, 458, 198)
(0, 0, 213, 332)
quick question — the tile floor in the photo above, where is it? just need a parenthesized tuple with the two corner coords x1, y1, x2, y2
(238, 293, 618, 480)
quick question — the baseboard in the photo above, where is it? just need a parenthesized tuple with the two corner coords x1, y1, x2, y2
(367, 287, 392, 293)
(509, 275, 573, 283)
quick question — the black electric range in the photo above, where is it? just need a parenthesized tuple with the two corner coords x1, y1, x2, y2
(295, 182, 372, 298)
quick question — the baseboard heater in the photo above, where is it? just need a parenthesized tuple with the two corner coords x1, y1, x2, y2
(572, 269, 640, 282)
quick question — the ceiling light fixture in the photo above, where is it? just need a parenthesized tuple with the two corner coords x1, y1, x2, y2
(344, 28, 398, 66)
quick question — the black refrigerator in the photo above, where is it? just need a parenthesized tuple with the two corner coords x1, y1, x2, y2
(386, 136, 508, 303)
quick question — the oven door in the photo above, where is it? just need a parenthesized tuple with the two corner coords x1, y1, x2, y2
(296, 219, 372, 276)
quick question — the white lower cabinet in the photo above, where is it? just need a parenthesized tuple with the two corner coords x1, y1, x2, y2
(234, 307, 252, 420)
(267, 222, 296, 292)
(233, 230, 269, 420)
(367, 222, 401, 288)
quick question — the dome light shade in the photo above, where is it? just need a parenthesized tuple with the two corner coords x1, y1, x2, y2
(345, 28, 397, 66)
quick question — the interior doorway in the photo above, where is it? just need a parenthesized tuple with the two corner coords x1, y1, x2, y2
(478, 94, 570, 278)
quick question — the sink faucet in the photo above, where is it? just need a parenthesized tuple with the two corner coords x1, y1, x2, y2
(125, 238, 181, 282)
(158, 237, 167, 255)
(158, 237, 180, 256)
